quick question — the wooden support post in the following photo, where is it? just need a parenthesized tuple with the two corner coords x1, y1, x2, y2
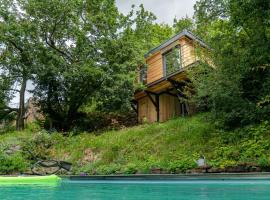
(131, 100, 139, 123)
(181, 103, 186, 117)
(145, 91, 160, 122)
(130, 100, 138, 115)
(145, 91, 158, 108)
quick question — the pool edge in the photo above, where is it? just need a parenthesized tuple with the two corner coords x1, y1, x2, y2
(63, 173, 270, 181)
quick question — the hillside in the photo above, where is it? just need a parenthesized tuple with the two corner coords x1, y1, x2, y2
(1, 114, 270, 175)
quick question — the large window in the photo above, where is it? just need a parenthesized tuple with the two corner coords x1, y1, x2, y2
(163, 45, 182, 76)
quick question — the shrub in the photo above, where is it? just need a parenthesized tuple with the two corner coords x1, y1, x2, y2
(258, 156, 270, 168)
(0, 152, 28, 174)
(21, 131, 56, 160)
(167, 157, 198, 173)
(95, 164, 121, 175)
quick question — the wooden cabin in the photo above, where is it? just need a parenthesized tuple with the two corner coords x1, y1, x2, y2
(133, 29, 208, 123)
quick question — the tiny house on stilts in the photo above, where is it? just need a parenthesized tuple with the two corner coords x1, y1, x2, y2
(132, 29, 208, 123)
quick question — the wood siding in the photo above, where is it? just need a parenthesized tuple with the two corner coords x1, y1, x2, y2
(138, 94, 181, 123)
(180, 37, 197, 67)
(146, 52, 163, 84)
(159, 94, 181, 122)
(138, 96, 157, 123)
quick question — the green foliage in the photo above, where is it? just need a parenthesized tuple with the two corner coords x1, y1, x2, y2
(95, 164, 121, 175)
(0, 76, 15, 122)
(21, 131, 53, 160)
(0, 145, 28, 175)
(209, 121, 270, 168)
(173, 16, 194, 33)
(71, 111, 137, 134)
(1, 115, 270, 175)
(0, 1, 173, 131)
(193, 0, 270, 128)
(0, 0, 41, 130)
(96, 4, 173, 112)
(35, 114, 218, 174)
(0, 152, 28, 175)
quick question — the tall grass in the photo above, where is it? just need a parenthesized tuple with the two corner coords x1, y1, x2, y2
(1, 114, 269, 175)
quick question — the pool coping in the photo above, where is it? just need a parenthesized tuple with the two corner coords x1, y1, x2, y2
(65, 173, 270, 180)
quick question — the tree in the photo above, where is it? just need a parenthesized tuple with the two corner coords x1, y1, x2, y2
(0, 1, 173, 131)
(0, 75, 15, 121)
(173, 16, 194, 33)
(95, 4, 173, 112)
(192, 0, 270, 128)
(0, 0, 38, 130)
(20, 0, 113, 130)
(25, 0, 170, 130)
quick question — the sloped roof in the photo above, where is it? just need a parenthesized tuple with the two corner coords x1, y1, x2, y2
(144, 29, 208, 58)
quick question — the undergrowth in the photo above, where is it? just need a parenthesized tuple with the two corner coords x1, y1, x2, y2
(0, 114, 270, 175)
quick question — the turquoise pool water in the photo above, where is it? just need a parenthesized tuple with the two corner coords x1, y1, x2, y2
(1, 179, 270, 199)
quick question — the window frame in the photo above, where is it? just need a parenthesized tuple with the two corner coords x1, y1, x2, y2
(162, 44, 182, 77)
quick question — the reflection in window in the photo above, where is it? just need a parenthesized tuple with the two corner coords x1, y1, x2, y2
(164, 45, 182, 76)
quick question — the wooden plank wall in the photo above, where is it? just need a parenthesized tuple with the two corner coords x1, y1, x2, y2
(146, 52, 163, 84)
(138, 94, 181, 123)
(179, 37, 197, 67)
(138, 96, 157, 123)
(159, 94, 181, 122)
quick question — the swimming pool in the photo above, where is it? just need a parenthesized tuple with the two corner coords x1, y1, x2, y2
(1, 178, 270, 200)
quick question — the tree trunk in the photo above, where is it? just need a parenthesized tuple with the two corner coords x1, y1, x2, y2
(16, 77, 27, 131)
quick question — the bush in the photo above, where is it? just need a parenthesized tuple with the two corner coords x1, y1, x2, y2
(167, 157, 198, 173)
(21, 130, 56, 160)
(0, 152, 28, 174)
(95, 164, 121, 175)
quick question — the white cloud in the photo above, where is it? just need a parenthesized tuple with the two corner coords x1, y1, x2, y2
(116, 0, 197, 25)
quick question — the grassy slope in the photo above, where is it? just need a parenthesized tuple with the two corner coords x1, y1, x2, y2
(1, 114, 270, 175)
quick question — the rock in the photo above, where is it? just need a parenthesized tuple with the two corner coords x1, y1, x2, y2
(5, 144, 21, 155)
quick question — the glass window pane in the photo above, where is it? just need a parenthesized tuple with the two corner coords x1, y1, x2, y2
(164, 46, 181, 76)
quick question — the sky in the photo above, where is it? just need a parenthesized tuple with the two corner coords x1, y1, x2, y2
(11, 0, 197, 105)
(116, 0, 197, 25)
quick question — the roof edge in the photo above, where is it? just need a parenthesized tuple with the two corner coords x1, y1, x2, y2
(144, 29, 208, 58)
